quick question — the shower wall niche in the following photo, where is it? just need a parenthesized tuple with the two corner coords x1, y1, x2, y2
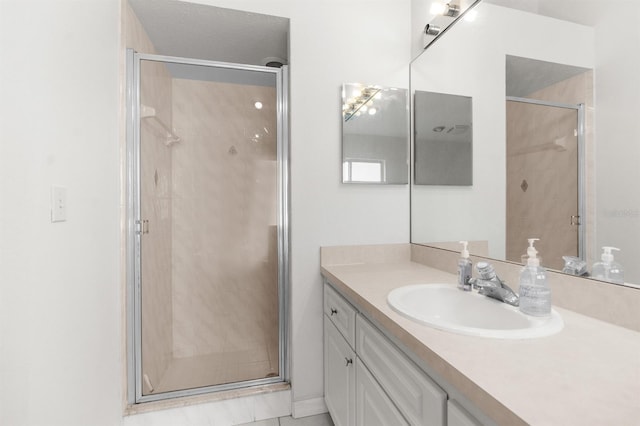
(126, 1, 288, 404)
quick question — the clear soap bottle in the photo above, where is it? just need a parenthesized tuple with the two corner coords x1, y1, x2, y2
(457, 241, 472, 291)
(518, 238, 551, 317)
(592, 247, 624, 284)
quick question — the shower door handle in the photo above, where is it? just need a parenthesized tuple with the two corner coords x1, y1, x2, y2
(570, 215, 581, 226)
(136, 219, 150, 235)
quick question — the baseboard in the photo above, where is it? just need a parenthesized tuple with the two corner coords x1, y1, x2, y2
(291, 397, 328, 418)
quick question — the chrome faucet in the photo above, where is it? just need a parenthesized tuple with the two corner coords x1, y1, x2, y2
(469, 262, 519, 306)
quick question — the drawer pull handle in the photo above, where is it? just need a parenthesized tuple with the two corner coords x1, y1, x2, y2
(345, 357, 353, 367)
(330, 308, 338, 316)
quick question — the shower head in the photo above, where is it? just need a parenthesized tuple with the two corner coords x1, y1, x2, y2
(261, 56, 287, 68)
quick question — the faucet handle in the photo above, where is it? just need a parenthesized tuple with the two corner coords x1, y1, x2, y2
(476, 262, 497, 280)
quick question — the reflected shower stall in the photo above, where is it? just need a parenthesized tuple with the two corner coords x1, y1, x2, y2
(126, 51, 288, 403)
(505, 97, 584, 271)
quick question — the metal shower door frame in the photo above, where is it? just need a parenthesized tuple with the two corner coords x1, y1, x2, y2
(125, 49, 290, 404)
(506, 96, 586, 262)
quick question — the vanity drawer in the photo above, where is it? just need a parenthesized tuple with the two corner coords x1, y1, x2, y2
(324, 283, 357, 347)
(356, 315, 447, 426)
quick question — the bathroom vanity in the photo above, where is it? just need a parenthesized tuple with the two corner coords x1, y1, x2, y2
(321, 244, 640, 425)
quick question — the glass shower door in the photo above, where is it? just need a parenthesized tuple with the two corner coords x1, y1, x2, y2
(505, 99, 584, 270)
(128, 51, 287, 403)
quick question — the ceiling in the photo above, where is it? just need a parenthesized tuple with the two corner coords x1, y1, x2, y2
(128, 0, 289, 66)
(485, 0, 603, 26)
(506, 55, 590, 98)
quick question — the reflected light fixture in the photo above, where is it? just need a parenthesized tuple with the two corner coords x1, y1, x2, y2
(343, 85, 382, 122)
(254, 101, 263, 110)
(424, 23, 441, 36)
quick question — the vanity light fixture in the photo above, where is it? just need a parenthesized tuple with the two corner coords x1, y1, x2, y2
(430, 2, 460, 18)
(424, 23, 441, 36)
(444, 3, 460, 17)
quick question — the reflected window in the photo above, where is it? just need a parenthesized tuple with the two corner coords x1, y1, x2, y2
(343, 159, 384, 183)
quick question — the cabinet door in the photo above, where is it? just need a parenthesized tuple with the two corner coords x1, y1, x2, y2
(325, 316, 356, 426)
(357, 315, 447, 425)
(447, 400, 482, 426)
(356, 359, 409, 426)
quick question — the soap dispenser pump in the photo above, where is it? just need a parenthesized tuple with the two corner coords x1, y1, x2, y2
(592, 247, 624, 284)
(457, 241, 472, 291)
(525, 238, 540, 266)
(519, 238, 551, 317)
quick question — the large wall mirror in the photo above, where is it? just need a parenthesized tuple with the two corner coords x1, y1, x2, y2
(410, 0, 640, 287)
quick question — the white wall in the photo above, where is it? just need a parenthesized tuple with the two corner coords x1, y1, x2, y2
(410, 3, 594, 259)
(1, 0, 410, 425)
(0, 1, 122, 425)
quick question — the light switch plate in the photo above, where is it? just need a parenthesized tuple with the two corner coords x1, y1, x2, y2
(51, 185, 67, 222)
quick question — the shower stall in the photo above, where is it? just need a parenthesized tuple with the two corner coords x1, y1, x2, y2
(126, 50, 288, 403)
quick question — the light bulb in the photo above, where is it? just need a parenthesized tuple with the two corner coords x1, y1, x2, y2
(430, 3, 446, 15)
(368, 108, 377, 115)
(254, 101, 263, 110)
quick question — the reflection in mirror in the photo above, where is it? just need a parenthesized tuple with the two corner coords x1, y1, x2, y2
(410, 0, 640, 287)
(342, 83, 409, 184)
(414, 91, 472, 185)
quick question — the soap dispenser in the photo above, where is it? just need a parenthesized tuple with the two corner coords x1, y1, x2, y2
(592, 247, 624, 284)
(518, 238, 551, 317)
(457, 241, 472, 291)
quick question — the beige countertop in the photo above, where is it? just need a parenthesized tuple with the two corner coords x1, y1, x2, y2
(321, 260, 640, 426)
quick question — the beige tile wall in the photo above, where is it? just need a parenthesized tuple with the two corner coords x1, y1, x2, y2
(170, 78, 279, 382)
(506, 71, 594, 270)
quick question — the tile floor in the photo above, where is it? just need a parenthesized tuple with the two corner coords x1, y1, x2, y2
(239, 413, 334, 426)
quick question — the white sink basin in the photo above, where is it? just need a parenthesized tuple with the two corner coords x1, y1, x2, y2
(387, 284, 563, 339)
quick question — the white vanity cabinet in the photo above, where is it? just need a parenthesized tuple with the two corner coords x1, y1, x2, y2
(324, 316, 356, 426)
(324, 284, 357, 426)
(324, 281, 485, 426)
(324, 284, 404, 426)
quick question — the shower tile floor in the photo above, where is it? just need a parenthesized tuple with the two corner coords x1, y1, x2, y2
(239, 413, 334, 426)
(154, 346, 278, 394)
